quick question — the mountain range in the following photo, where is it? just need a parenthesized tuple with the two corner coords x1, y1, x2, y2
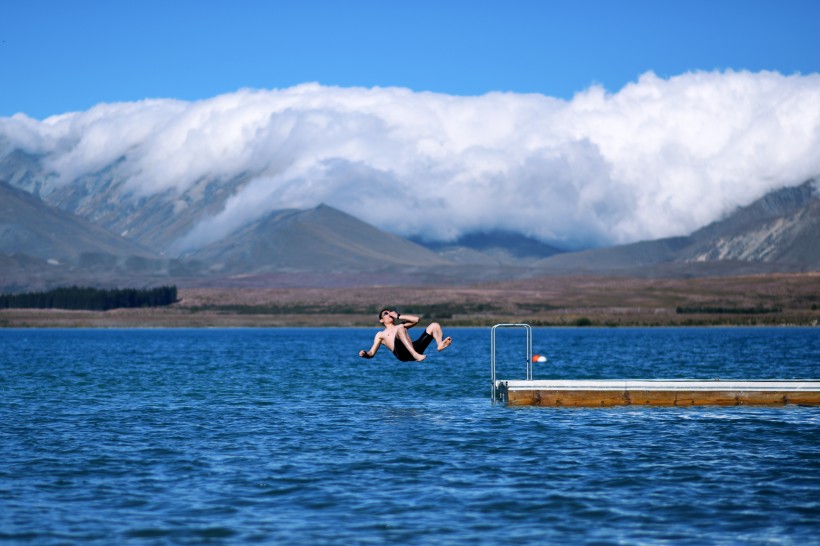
(0, 142, 818, 291)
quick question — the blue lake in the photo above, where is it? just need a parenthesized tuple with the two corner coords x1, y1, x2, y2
(1, 327, 819, 545)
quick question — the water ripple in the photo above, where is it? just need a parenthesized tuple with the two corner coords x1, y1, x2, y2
(1, 327, 818, 544)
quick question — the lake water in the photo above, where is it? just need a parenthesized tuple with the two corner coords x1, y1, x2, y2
(1, 327, 819, 545)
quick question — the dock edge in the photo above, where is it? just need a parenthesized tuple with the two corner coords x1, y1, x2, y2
(494, 379, 820, 407)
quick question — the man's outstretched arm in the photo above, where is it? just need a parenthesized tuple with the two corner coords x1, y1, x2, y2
(359, 335, 382, 359)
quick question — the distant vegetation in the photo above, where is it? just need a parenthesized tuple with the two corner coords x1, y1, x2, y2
(0, 286, 178, 311)
(675, 306, 782, 315)
(184, 301, 502, 319)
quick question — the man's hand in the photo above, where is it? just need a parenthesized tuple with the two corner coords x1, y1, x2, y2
(359, 350, 372, 359)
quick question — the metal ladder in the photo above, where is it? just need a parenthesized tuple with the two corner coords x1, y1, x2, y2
(490, 324, 532, 403)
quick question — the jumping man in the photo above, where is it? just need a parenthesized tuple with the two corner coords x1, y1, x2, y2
(358, 308, 452, 362)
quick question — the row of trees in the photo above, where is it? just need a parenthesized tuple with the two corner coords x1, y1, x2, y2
(0, 286, 178, 311)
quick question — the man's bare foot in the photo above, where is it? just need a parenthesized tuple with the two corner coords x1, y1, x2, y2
(438, 337, 452, 351)
(414, 354, 427, 362)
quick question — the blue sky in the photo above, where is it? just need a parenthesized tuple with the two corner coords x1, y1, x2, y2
(2, 0, 819, 119)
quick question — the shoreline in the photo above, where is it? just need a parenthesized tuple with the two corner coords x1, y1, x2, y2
(2, 322, 818, 329)
(2, 273, 818, 329)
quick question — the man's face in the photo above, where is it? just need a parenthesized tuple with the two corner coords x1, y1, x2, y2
(380, 309, 397, 324)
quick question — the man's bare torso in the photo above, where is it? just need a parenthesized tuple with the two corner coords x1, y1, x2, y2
(378, 325, 404, 352)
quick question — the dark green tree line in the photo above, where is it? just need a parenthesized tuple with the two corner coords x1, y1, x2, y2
(0, 286, 178, 311)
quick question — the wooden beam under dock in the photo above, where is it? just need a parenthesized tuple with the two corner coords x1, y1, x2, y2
(495, 380, 820, 407)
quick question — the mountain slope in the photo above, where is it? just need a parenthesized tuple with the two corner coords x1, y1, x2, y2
(534, 180, 819, 273)
(0, 179, 157, 262)
(0, 148, 255, 256)
(679, 181, 819, 265)
(532, 237, 694, 271)
(188, 204, 453, 273)
(413, 231, 566, 265)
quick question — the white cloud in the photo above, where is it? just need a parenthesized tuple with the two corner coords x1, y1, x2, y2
(2, 71, 819, 251)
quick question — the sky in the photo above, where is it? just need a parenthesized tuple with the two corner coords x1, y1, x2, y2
(3, 0, 819, 119)
(1, 1, 820, 250)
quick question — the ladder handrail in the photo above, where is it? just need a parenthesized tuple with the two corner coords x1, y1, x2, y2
(490, 324, 532, 402)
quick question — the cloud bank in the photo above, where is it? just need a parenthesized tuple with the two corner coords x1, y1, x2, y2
(2, 70, 819, 250)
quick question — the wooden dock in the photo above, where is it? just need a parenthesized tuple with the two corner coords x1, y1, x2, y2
(494, 379, 820, 407)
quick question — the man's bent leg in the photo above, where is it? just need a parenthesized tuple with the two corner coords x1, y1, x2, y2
(398, 326, 426, 362)
(425, 322, 452, 351)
